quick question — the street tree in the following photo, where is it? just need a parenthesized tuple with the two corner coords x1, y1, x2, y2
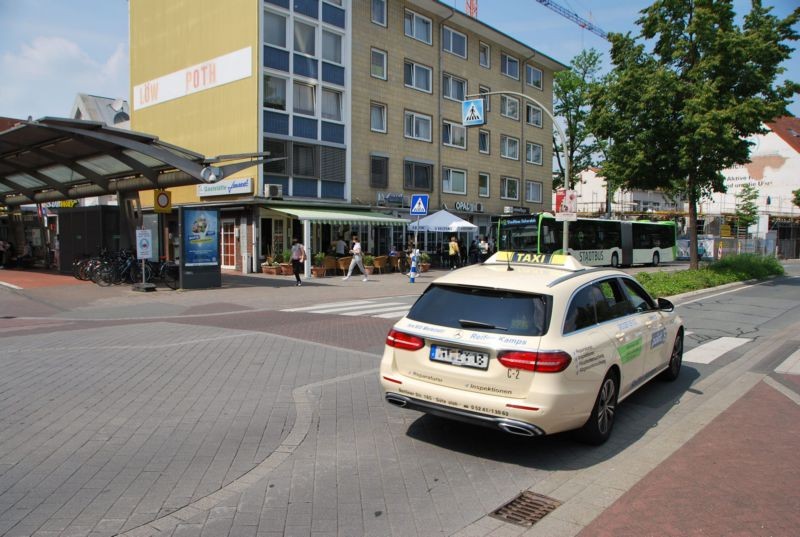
(793, 188, 800, 209)
(734, 183, 760, 235)
(589, 0, 799, 269)
(553, 48, 604, 190)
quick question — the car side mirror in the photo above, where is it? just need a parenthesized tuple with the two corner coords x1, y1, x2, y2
(657, 297, 674, 312)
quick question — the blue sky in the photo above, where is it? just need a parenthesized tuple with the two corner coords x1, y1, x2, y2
(0, 0, 797, 120)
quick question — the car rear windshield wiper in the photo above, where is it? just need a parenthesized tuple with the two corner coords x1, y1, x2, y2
(458, 319, 508, 331)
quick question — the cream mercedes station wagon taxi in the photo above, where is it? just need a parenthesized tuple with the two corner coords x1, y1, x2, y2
(380, 252, 684, 445)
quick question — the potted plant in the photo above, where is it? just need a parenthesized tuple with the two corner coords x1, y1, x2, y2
(312, 251, 327, 277)
(275, 251, 294, 275)
(260, 259, 280, 275)
(362, 254, 375, 276)
(418, 252, 431, 273)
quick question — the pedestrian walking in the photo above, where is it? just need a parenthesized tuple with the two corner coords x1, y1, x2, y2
(343, 235, 368, 281)
(479, 236, 489, 262)
(290, 237, 306, 286)
(448, 236, 460, 270)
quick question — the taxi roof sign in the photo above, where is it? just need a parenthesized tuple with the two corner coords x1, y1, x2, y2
(488, 251, 585, 271)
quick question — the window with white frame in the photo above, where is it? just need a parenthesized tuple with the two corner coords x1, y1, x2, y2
(525, 180, 543, 203)
(321, 88, 342, 121)
(370, 102, 386, 133)
(442, 26, 467, 58)
(478, 129, 490, 154)
(526, 103, 543, 127)
(442, 73, 466, 101)
(293, 81, 315, 116)
(404, 10, 432, 44)
(371, 48, 387, 79)
(526, 64, 543, 89)
(501, 52, 519, 79)
(442, 120, 466, 149)
(479, 42, 490, 68)
(442, 167, 467, 194)
(404, 60, 432, 92)
(264, 75, 286, 110)
(526, 141, 543, 165)
(404, 111, 432, 141)
(479, 85, 491, 112)
(322, 30, 342, 64)
(501, 135, 519, 160)
(404, 160, 433, 190)
(501, 176, 519, 200)
(294, 20, 315, 55)
(372, 0, 387, 26)
(500, 95, 519, 120)
(479, 172, 490, 197)
(264, 11, 286, 48)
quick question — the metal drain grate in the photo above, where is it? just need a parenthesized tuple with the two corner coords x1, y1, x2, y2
(490, 491, 562, 527)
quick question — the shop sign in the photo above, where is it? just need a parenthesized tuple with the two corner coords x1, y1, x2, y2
(44, 200, 79, 208)
(197, 177, 252, 197)
(376, 192, 407, 207)
(455, 201, 482, 212)
(133, 47, 252, 110)
(503, 206, 530, 215)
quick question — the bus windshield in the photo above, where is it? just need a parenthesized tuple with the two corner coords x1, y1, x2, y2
(497, 215, 539, 252)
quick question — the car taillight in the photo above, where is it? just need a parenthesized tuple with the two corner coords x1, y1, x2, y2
(497, 350, 572, 373)
(386, 329, 425, 351)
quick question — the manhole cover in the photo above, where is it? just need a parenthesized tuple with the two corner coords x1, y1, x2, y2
(490, 491, 562, 527)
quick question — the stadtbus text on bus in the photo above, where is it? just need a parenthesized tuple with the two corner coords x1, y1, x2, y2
(495, 214, 677, 267)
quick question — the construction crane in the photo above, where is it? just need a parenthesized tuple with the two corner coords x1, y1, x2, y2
(534, 0, 608, 40)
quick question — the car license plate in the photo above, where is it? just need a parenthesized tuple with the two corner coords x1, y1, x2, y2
(430, 345, 489, 370)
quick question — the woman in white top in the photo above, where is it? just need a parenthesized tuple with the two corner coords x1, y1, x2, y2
(343, 235, 368, 281)
(290, 238, 306, 286)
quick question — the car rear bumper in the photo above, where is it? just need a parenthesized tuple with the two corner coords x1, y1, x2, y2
(384, 392, 546, 437)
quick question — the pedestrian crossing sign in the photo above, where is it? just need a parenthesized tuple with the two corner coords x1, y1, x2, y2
(410, 194, 429, 216)
(462, 99, 485, 126)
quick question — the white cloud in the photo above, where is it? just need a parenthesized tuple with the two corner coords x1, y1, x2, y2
(0, 36, 128, 120)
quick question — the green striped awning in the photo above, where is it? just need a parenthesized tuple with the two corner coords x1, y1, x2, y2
(269, 207, 410, 226)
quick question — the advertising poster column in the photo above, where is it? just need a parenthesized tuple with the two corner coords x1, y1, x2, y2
(180, 207, 221, 289)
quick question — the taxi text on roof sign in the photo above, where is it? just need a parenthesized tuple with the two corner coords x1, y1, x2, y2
(491, 251, 582, 269)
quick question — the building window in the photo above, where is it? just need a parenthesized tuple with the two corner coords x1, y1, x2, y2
(404, 60, 432, 93)
(525, 180, 543, 203)
(293, 143, 318, 177)
(526, 141, 543, 165)
(500, 95, 519, 120)
(370, 156, 388, 187)
(442, 167, 467, 194)
(370, 102, 386, 132)
(321, 88, 342, 121)
(479, 85, 491, 112)
(442, 26, 467, 58)
(526, 103, 543, 127)
(478, 129, 490, 154)
(265, 140, 288, 175)
(501, 176, 519, 200)
(371, 48, 387, 80)
(404, 160, 433, 190)
(404, 10, 432, 44)
(479, 42, 490, 68)
(501, 52, 519, 79)
(526, 64, 543, 89)
(294, 21, 315, 56)
(501, 135, 519, 160)
(404, 111, 432, 141)
(293, 81, 315, 116)
(264, 11, 286, 48)
(264, 75, 286, 110)
(322, 30, 342, 64)
(372, 0, 387, 26)
(442, 73, 466, 101)
(479, 172, 490, 197)
(442, 120, 466, 149)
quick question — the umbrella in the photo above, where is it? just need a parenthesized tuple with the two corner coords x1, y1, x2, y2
(407, 210, 477, 232)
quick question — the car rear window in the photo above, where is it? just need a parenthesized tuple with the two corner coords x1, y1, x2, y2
(406, 284, 549, 336)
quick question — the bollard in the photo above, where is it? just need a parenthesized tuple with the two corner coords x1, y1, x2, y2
(409, 249, 418, 283)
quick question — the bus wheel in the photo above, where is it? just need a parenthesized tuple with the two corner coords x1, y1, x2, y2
(610, 252, 619, 267)
(652, 252, 660, 267)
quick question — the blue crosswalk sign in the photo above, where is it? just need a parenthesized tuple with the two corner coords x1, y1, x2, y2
(410, 194, 429, 216)
(462, 99, 485, 126)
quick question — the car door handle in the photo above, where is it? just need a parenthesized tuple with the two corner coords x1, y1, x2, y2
(645, 320, 654, 328)
(614, 332, 626, 341)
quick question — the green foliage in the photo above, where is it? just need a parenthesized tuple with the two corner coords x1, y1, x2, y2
(419, 252, 431, 263)
(589, 0, 799, 268)
(553, 48, 604, 189)
(273, 251, 287, 263)
(313, 251, 326, 267)
(635, 254, 784, 297)
(792, 188, 800, 209)
(362, 254, 375, 266)
(734, 184, 760, 230)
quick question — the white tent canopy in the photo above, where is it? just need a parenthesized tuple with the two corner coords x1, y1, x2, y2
(407, 210, 477, 232)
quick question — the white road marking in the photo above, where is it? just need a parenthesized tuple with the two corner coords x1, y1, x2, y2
(775, 348, 800, 375)
(341, 306, 411, 317)
(373, 310, 410, 319)
(312, 301, 407, 314)
(282, 300, 372, 312)
(683, 336, 752, 364)
(0, 280, 23, 290)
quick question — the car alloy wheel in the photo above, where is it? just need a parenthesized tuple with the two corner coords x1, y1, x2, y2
(578, 371, 618, 445)
(661, 331, 683, 381)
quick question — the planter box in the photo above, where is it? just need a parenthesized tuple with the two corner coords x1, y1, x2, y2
(261, 266, 280, 275)
(311, 267, 326, 278)
(280, 263, 294, 275)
